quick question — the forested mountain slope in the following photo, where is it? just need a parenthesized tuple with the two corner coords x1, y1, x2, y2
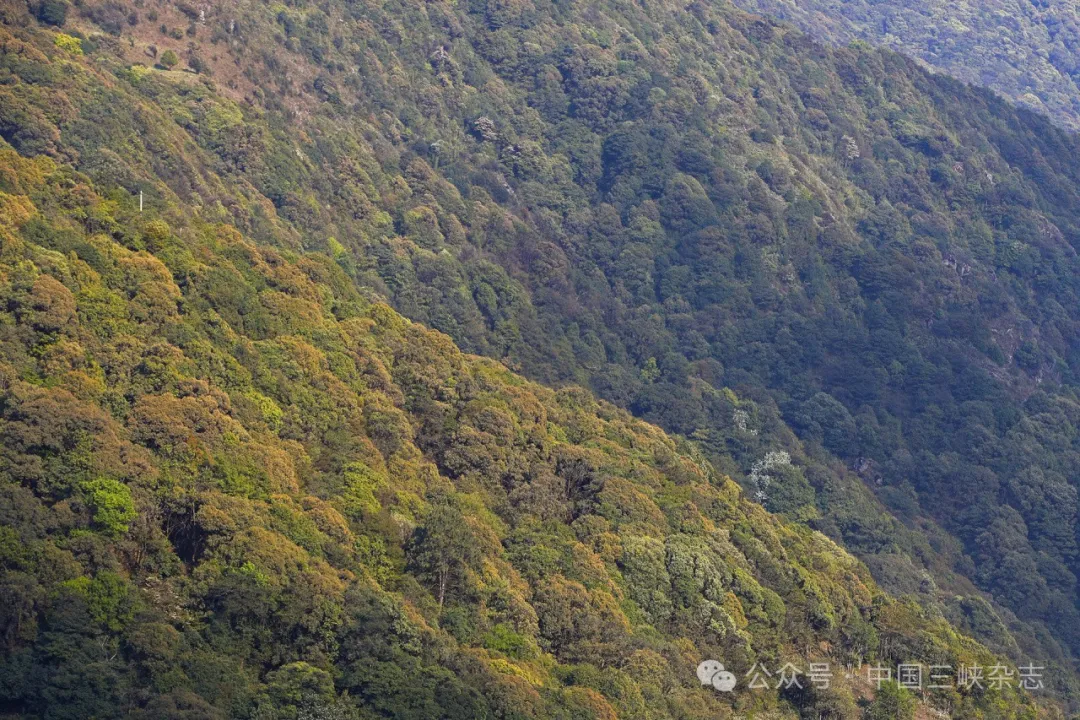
(0, 137, 1043, 719)
(4, 0, 1080, 708)
(726, 0, 1080, 131)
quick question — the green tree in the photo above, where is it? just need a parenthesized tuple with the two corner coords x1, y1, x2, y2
(81, 478, 136, 536)
(640, 357, 660, 383)
(866, 680, 917, 720)
(36, 0, 68, 26)
(407, 497, 484, 608)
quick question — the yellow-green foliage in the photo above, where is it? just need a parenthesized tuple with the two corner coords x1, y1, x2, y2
(0, 151, 1042, 720)
(80, 477, 137, 536)
(52, 32, 82, 56)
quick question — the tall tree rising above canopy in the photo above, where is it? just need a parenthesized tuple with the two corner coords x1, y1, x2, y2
(2, 0, 1080, 713)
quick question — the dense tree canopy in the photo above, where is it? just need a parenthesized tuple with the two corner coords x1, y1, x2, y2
(0, 145, 1037, 718)
(2, 0, 1080, 712)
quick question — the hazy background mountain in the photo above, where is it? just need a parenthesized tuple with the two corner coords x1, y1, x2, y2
(728, 0, 1080, 130)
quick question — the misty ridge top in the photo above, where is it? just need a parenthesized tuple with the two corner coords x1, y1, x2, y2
(1, 0, 1080, 716)
(727, 0, 1080, 131)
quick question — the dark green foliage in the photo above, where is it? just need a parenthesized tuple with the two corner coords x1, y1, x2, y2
(406, 496, 487, 607)
(34, 0, 68, 27)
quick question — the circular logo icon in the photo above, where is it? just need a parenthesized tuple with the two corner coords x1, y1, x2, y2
(697, 660, 737, 692)
(712, 668, 737, 692)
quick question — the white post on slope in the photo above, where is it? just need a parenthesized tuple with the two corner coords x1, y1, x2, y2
(139, 190, 143, 212)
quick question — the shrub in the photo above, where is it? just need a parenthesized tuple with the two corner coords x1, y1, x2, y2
(158, 49, 178, 69)
(53, 32, 83, 56)
(36, 0, 69, 26)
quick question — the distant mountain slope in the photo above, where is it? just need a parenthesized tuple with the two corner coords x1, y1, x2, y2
(4, 0, 1080, 706)
(728, 0, 1080, 130)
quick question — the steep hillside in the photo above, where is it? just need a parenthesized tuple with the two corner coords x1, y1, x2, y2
(727, 0, 1080, 131)
(0, 145, 1041, 719)
(5, 0, 1080, 704)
